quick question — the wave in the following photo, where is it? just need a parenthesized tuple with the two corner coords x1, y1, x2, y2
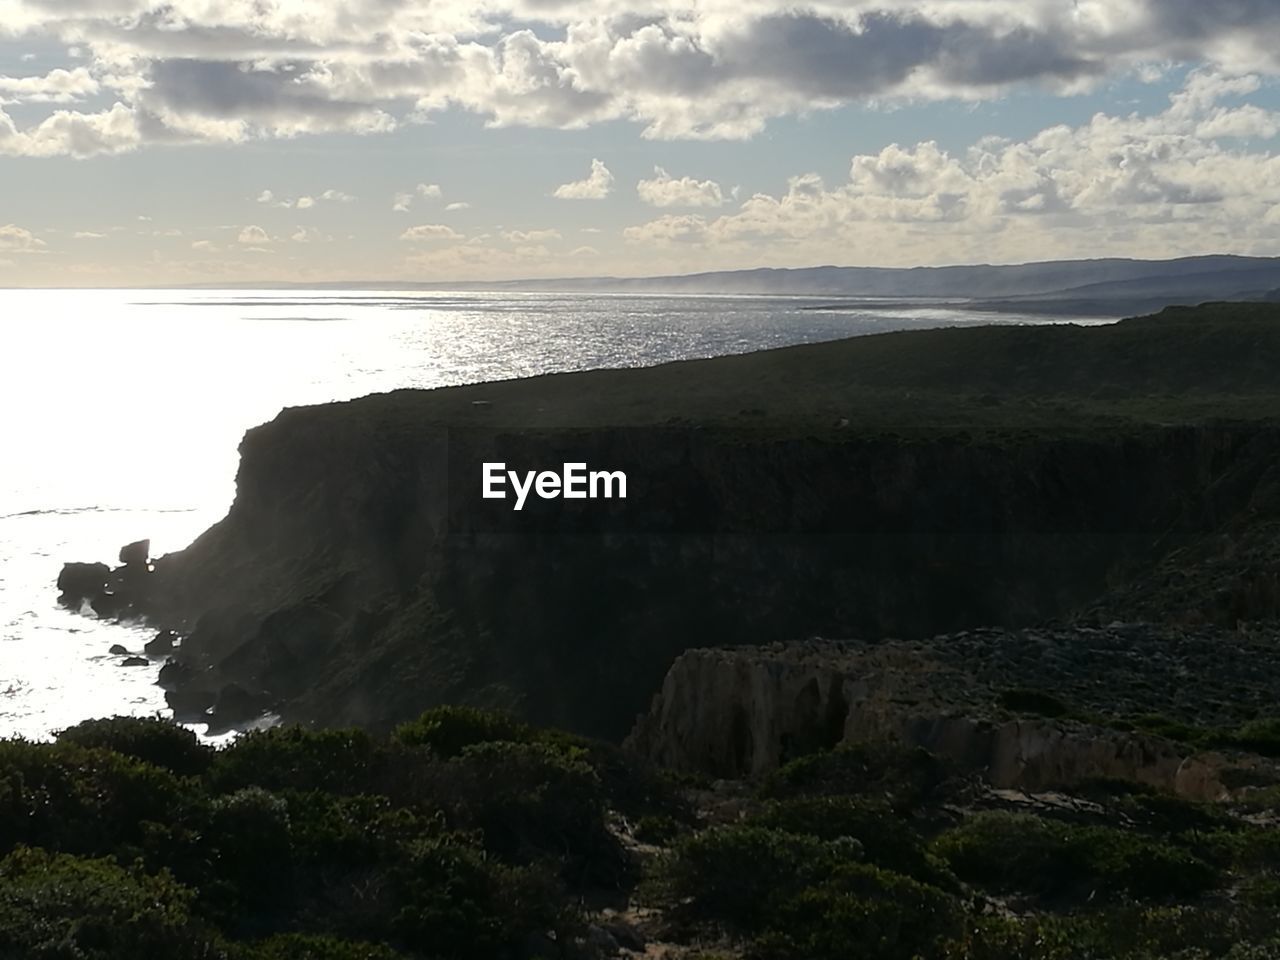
(0, 506, 198, 521)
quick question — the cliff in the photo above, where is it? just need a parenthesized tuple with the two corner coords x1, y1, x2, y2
(107, 303, 1280, 737)
(623, 630, 1280, 799)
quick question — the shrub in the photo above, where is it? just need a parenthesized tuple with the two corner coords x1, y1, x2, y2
(57, 715, 214, 777)
(390, 706, 529, 757)
(0, 739, 196, 858)
(933, 811, 1219, 900)
(443, 741, 624, 886)
(665, 825, 849, 930)
(209, 727, 376, 795)
(0, 846, 219, 960)
(750, 797, 955, 888)
(233, 934, 406, 960)
(206, 787, 296, 921)
(754, 863, 961, 960)
(996, 689, 1070, 718)
(762, 741, 949, 811)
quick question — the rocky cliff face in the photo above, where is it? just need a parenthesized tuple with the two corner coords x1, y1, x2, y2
(126, 405, 1280, 738)
(624, 633, 1280, 799)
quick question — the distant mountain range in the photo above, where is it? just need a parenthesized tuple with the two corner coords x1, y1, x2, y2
(202, 255, 1280, 315)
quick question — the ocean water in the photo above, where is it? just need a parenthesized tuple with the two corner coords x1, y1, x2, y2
(0, 288, 1113, 740)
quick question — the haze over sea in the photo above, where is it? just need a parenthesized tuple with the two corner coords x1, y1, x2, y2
(0, 289, 1112, 740)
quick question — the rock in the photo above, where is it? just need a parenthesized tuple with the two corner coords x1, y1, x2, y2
(90, 592, 125, 619)
(118, 539, 151, 567)
(165, 686, 216, 720)
(108, 644, 129, 655)
(145, 629, 178, 656)
(120, 656, 149, 667)
(209, 683, 271, 729)
(157, 659, 195, 690)
(56, 562, 109, 607)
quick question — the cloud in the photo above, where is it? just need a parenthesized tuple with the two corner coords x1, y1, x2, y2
(400, 223, 462, 242)
(1, 1, 1279, 156)
(502, 228, 561, 243)
(73, 231, 106, 239)
(554, 158, 613, 199)
(258, 188, 352, 209)
(637, 166, 725, 207)
(237, 225, 270, 244)
(190, 239, 217, 251)
(445, 201, 470, 210)
(0, 67, 98, 104)
(393, 183, 442, 212)
(619, 68, 1280, 263)
(0, 224, 46, 252)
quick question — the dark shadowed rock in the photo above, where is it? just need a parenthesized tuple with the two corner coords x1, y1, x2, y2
(56, 562, 109, 607)
(165, 686, 216, 720)
(120, 656, 148, 667)
(157, 659, 195, 690)
(90, 592, 125, 619)
(119, 539, 150, 567)
(145, 629, 177, 656)
(108, 644, 129, 655)
(209, 683, 272, 730)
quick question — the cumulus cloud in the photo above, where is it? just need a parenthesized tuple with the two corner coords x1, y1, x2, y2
(3, 1, 1280, 154)
(0, 224, 46, 252)
(637, 166, 725, 207)
(554, 158, 613, 199)
(619, 69, 1280, 263)
(502, 228, 561, 243)
(445, 201, 470, 211)
(258, 188, 352, 209)
(237, 225, 270, 244)
(73, 231, 106, 239)
(400, 223, 462, 242)
(393, 183, 442, 212)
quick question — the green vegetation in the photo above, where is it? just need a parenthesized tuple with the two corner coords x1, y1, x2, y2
(8, 713, 1280, 959)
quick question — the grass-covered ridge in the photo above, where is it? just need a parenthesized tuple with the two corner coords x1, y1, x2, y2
(291, 302, 1280, 439)
(7, 712, 1280, 959)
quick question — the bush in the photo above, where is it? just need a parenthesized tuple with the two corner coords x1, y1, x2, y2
(209, 727, 376, 795)
(390, 706, 529, 757)
(0, 739, 196, 858)
(933, 811, 1219, 900)
(206, 787, 296, 922)
(754, 863, 961, 960)
(443, 741, 624, 886)
(666, 825, 851, 930)
(762, 741, 949, 811)
(750, 797, 955, 888)
(0, 846, 219, 959)
(233, 934, 406, 960)
(996, 689, 1070, 718)
(57, 715, 214, 777)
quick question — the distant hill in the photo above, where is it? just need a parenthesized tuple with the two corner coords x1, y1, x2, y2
(194, 255, 1280, 315)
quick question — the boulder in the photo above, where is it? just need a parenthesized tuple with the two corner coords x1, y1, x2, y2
(90, 592, 125, 619)
(120, 656, 149, 667)
(157, 659, 195, 690)
(56, 562, 109, 607)
(145, 629, 178, 656)
(118, 539, 150, 567)
(209, 683, 272, 729)
(165, 686, 216, 720)
(108, 644, 130, 655)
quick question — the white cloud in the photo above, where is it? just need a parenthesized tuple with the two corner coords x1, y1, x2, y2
(502, 228, 561, 243)
(73, 231, 106, 239)
(394, 183, 442, 211)
(415, 183, 441, 199)
(554, 158, 614, 199)
(637, 166, 726, 207)
(445, 201, 470, 211)
(3, 1, 1280, 155)
(295, 196, 316, 210)
(237, 225, 270, 244)
(190, 240, 217, 251)
(0, 224, 46, 252)
(400, 223, 462, 242)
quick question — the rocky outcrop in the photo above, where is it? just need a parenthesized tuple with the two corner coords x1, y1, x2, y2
(624, 634, 1280, 800)
(59, 307, 1280, 738)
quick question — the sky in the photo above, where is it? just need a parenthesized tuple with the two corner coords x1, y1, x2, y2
(1, 1, 1280, 286)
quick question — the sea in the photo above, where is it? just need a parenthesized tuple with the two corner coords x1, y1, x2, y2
(0, 289, 1116, 741)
